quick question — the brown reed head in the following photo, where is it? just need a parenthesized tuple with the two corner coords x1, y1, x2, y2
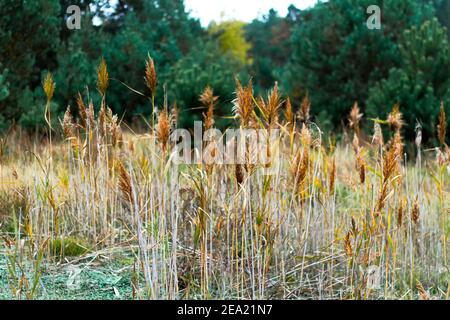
(349, 102, 363, 135)
(387, 104, 403, 132)
(300, 123, 312, 147)
(145, 53, 157, 98)
(234, 78, 254, 128)
(156, 109, 170, 152)
(438, 102, 446, 146)
(411, 196, 420, 225)
(62, 106, 75, 139)
(284, 97, 294, 129)
(329, 156, 336, 195)
(87, 101, 96, 129)
(393, 131, 404, 161)
(117, 161, 133, 205)
(344, 232, 352, 258)
(111, 115, 123, 148)
(76, 92, 87, 129)
(200, 86, 217, 131)
(397, 198, 405, 228)
(383, 142, 398, 182)
(298, 94, 310, 123)
(265, 82, 281, 127)
(98, 104, 106, 136)
(171, 100, 178, 127)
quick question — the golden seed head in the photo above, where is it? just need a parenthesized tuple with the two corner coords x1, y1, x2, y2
(387, 104, 403, 132)
(43, 72, 55, 101)
(285, 97, 294, 128)
(97, 58, 109, 96)
(344, 232, 352, 257)
(300, 123, 312, 147)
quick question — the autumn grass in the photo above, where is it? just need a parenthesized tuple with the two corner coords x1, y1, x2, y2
(0, 58, 449, 300)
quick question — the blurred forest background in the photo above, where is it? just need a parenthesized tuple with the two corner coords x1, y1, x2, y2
(0, 0, 449, 144)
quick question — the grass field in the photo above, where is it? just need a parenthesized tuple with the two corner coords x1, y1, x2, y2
(0, 64, 449, 300)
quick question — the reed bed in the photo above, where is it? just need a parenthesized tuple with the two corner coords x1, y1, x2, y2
(0, 58, 448, 300)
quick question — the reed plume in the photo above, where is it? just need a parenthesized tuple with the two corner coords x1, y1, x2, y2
(298, 94, 310, 123)
(171, 100, 178, 127)
(76, 92, 87, 129)
(156, 109, 170, 153)
(344, 232, 352, 258)
(43, 72, 55, 102)
(117, 161, 133, 205)
(97, 58, 109, 96)
(285, 97, 294, 130)
(144, 53, 157, 98)
(263, 82, 282, 128)
(349, 102, 363, 137)
(200, 86, 217, 132)
(387, 104, 403, 133)
(438, 102, 446, 146)
(233, 79, 254, 128)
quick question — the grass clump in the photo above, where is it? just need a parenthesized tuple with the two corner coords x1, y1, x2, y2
(50, 237, 90, 257)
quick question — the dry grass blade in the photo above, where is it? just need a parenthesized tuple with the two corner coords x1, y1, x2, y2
(411, 196, 420, 225)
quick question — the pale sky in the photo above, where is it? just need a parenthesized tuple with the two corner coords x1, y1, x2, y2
(184, 0, 319, 26)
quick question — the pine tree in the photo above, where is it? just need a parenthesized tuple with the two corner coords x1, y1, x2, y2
(367, 18, 450, 142)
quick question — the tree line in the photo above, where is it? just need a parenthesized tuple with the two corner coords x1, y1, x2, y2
(0, 0, 449, 144)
